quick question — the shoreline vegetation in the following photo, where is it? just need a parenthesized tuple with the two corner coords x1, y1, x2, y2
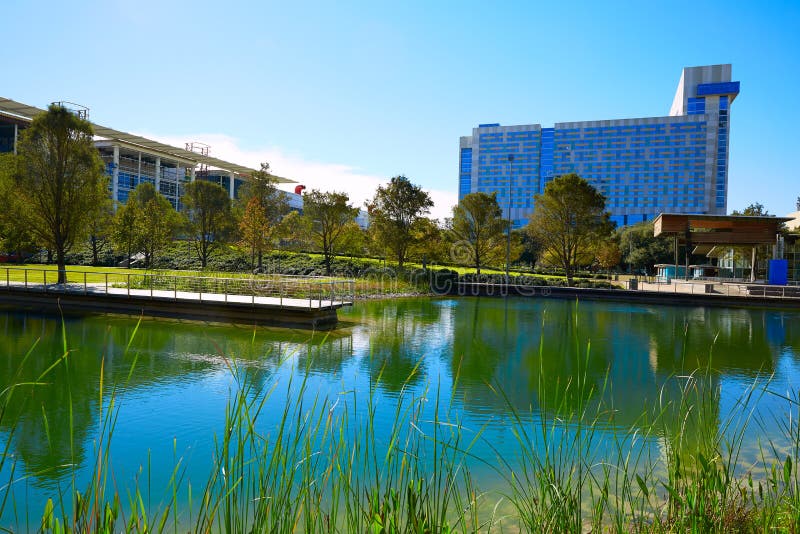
(1, 318, 799, 533)
(0, 240, 620, 300)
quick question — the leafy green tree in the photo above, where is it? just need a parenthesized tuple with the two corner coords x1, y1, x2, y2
(617, 221, 674, 274)
(182, 180, 233, 268)
(111, 183, 181, 268)
(338, 223, 367, 258)
(11, 105, 107, 283)
(301, 190, 358, 275)
(236, 162, 289, 268)
(732, 202, 769, 216)
(131, 183, 183, 268)
(516, 229, 542, 269)
(0, 154, 39, 260)
(409, 217, 449, 265)
(239, 196, 272, 269)
(595, 238, 623, 272)
(112, 199, 139, 266)
(525, 173, 613, 285)
(448, 192, 509, 274)
(366, 175, 433, 267)
(88, 194, 114, 266)
(276, 210, 307, 252)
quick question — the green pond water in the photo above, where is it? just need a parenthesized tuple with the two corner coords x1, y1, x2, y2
(1, 297, 799, 527)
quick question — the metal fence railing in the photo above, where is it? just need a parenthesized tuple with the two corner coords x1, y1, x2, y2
(0, 267, 356, 310)
(636, 278, 800, 299)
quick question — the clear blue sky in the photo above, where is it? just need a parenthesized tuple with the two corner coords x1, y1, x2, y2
(4, 0, 799, 216)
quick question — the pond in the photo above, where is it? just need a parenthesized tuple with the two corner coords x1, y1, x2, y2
(1, 297, 799, 529)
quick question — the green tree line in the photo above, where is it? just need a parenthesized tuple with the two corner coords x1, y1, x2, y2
(5, 106, 788, 281)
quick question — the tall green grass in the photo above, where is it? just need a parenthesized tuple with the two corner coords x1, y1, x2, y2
(1, 317, 800, 532)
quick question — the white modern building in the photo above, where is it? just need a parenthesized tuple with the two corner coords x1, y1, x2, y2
(1, 97, 371, 229)
(0, 97, 293, 211)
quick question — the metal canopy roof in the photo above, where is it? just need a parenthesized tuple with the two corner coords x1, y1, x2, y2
(0, 97, 293, 183)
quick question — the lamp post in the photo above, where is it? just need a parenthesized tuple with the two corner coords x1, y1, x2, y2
(506, 153, 514, 283)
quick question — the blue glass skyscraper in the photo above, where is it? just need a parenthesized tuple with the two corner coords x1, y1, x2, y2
(458, 65, 740, 228)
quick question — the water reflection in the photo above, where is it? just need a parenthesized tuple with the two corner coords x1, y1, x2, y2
(438, 298, 799, 429)
(0, 310, 351, 484)
(1, 297, 799, 515)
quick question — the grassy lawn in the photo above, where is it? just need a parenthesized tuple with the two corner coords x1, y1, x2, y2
(0, 264, 422, 296)
(0, 259, 617, 292)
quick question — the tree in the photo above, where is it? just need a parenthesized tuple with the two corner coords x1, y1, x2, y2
(112, 199, 139, 267)
(301, 190, 358, 276)
(595, 239, 623, 271)
(617, 221, 674, 274)
(525, 174, 613, 285)
(0, 154, 39, 261)
(111, 183, 182, 268)
(182, 180, 233, 268)
(276, 211, 307, 252)
(88, 194, 114, 266)
(237, 162, 289, 269)
(448, 192, 509, 274)
(517, 230, 542, 269)
(408, 217, 449, 265)
(131, 183, 182, 268)
(732, 203, 770, 216)
(367, 175, 433, 267)
(11, 105, 107, 283)
(338, 223, 367, 258)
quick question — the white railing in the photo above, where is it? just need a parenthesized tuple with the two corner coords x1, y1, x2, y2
(0, 267, 356, 310)
(637, 278, 800, 299)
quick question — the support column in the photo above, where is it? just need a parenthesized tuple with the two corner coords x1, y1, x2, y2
(112, 146, 119, 210)
(12, 124, 17, 155)
(674, 235, 679, 283)
(154, 157, 161, 195)
(190, 167, 196, 182)
(229, 172, 235, 200)
(751, 246, 757, 282)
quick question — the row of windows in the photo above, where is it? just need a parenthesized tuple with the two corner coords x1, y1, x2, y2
(475, 122, 707, 144)
(687, 97, 706, 115)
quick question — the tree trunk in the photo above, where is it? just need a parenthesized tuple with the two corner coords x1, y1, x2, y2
(324, 249, 332, 276)
(258, 250, 263, 270)
(56, 247, 67, 284)
(91, 236, 99, 266)
(200, 237, 209, 268)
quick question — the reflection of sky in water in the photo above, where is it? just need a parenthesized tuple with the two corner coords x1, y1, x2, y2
(1, 297, 799, 527)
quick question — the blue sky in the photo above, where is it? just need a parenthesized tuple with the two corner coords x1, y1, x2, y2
(3, 0, 799, 218)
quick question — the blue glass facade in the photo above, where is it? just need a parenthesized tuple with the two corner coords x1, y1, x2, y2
(458, 148, 472, 199)
(459, 65, 740, 227)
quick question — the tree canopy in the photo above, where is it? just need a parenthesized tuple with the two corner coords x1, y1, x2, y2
(617, 221, 674, 274)
(8, 105, 108, 282)
(448, 192, 510, 274)
(732, 202, 770, 216)
(301, 190, 359, 275)
(182, 180, 233, 268)
(237, 163, 290, 269)
(366, 175, 433, 267)
(525, 174, 613, 285)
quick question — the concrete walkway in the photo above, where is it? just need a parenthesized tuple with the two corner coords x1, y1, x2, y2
(2, 281, 352, 311)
